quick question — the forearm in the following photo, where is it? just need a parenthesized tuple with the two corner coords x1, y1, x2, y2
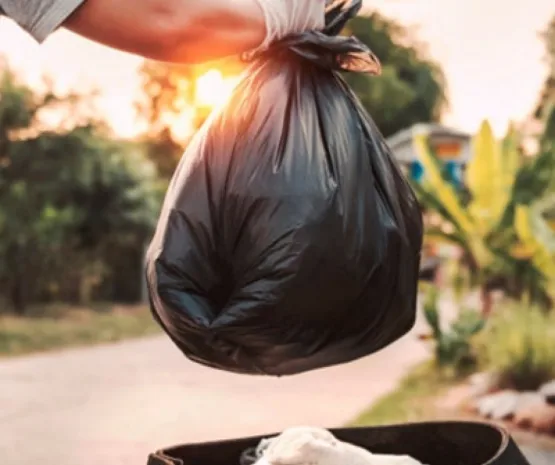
(64, 0, 266, 63)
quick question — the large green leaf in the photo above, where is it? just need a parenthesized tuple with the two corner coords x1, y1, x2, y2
(466, 121, 516, 235)
(413, 133, 491, 266)
(414, 134, 473, 234)
(514, 204, 555, 279)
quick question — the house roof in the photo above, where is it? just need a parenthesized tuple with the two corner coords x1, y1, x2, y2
(386, 123, 471, 151)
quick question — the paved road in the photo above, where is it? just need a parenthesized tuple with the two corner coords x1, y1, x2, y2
(0, 313, 429, 465)
(1, 297, 553, 465)
(522, 448, 555, 465)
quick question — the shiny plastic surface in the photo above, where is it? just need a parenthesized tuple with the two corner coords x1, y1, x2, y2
(145, 0, 423, 376)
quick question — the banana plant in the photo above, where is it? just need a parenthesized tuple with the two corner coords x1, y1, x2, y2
(514, 195, 555, 300)
(412, 120, 537, 314)
(414, 122, 520, 266)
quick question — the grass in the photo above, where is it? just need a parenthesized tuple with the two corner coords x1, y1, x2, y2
(350, 361, 555, 450)
(350, 362, 454, 426)
(353, 295, 555, 427)
(0, 303, 160, 357)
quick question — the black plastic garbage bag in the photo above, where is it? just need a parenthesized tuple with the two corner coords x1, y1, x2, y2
(145, 0, 423, 376)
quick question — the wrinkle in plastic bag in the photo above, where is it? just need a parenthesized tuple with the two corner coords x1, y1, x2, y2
(145, 0, 423, 376)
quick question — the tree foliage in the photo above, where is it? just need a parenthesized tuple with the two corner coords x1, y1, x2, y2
(534, 15, 555, 121)
(343, 13, 448, 137)
(137, 58, 242, 178)
(0, 62, 161, 313)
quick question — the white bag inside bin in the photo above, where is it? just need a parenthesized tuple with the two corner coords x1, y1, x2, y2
(248, 427, 425, 465)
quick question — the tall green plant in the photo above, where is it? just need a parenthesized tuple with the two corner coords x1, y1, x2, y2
(514, 195, 555, 298)
(413, 121, 555, 312)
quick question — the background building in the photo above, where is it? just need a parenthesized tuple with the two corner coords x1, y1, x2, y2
(386, 123, 472, 187)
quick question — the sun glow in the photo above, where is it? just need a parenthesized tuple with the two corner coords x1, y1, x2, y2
(169, 68, 241, 141)
(194, 69, 240, 109)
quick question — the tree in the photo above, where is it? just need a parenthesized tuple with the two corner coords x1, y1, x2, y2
(342, 13, 448, 137)
(141, 127, 184, 180)
(533, 16, 555, 122)
(0, 63, 161, 313)
(0, 64, 83, 312)
(136, 58, 243, 178)
(540, 104, 555, 154)
(1, 127, 161, 312)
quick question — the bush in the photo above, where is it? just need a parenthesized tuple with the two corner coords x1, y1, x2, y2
(476, 302, 555, 390)
(420, 284, 485, 376)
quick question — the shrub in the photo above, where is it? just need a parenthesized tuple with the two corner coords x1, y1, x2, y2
(476, 302, 555, 390)
(420, 284, 485, 376)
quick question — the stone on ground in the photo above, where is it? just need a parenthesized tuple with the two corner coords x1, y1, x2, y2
(476, 391, 521, 420)
(468, 372, 500, 399)
(514, 404, 555, 435)
(539, 381, 555, 406)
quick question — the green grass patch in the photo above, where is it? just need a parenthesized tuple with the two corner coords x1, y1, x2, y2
(0, 304, 160, 357)
(350, 361, 555, 452)
(350, 362, 455, 426)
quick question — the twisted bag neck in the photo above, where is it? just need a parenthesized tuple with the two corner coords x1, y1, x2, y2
(244, 0, 381, 75)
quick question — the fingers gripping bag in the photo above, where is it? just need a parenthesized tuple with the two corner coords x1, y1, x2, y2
(145, 0, 423, 376)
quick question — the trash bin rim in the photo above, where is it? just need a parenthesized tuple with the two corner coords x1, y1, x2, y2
(150, 420, 511, 465)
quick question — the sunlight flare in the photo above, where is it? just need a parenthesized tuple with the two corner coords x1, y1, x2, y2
(195, 69, 240, 108)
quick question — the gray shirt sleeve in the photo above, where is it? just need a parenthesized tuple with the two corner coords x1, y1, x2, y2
(0, 0, 86, 42)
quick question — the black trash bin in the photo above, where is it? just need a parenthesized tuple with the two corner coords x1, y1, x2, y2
(147, 422, 531, 465)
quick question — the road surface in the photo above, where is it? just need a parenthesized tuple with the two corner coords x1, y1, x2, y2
(0, 314, 428, 465)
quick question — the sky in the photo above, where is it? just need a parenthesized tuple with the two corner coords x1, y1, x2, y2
(0, 0, 554, 138)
